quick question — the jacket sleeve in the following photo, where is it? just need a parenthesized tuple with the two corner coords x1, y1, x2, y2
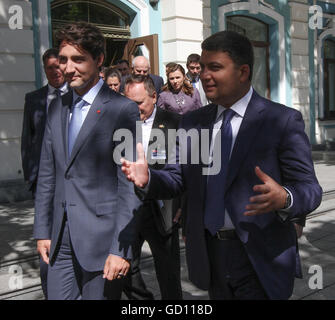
(21, 93, 32, 183)
(33, 112, 55, 240)
(279, 110, 322, 220)
(109, 101, 142, 260)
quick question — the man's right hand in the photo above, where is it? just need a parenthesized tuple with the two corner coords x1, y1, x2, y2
(121, 143, 149, 188)
(37, 240, 51, 264)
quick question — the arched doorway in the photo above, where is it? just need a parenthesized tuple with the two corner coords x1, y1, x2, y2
(51, 0, 131, 66)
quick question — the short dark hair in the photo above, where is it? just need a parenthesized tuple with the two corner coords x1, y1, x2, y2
(124, 74, 156, 97)
(104, 67, 122, 82)
(165, 62, 177, 69)
(116, 59, 130, 67)
(186, 53, 200, 66)
(42, 48, 59, 65)
(202, 30, 254, 80)
(56, 22, 105, 61)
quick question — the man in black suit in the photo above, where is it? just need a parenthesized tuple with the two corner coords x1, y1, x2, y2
(21, 48, 67, 197)
(21, 48, 67, 299)
(123, 75, 182, 300)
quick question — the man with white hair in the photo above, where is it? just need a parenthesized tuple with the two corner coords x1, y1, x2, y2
(132, 56, 164, 95)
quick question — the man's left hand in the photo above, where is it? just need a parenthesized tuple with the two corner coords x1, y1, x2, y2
(103, 254, 130, 281)
(244, 166, 287, 216)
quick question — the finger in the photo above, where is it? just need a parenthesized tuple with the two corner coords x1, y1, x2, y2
(249, 194, 269, 203)
(40, 249, 49, 264)
(103, 260, 109, 279)
(245, 202, 269, 212)
(254, 166, 270, 183)
(253, 184, 270, 194)
(136, 143, 145, 163)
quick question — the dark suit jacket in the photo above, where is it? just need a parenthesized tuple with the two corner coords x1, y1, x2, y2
(146, 91, 322, 299)
(120, 74, 164, 95)
(21, 85, 48, 190)
(34, 83, 141, 272)
(149, 74, 164, 95)
(144, 107, 181, 236)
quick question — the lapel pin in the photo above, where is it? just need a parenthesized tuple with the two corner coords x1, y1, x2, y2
(159, 124, 164, 128)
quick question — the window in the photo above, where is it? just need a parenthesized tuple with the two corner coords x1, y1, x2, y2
(324, 39, 335, 119)
(51, 0, 131, 66)
(227, 16, 270, 99)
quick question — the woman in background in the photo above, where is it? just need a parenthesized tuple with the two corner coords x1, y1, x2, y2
(157, 64, 202, 114)
(104, 67, 122, 92)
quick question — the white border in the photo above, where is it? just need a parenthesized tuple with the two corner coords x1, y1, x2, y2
(218, 1, 287, 104)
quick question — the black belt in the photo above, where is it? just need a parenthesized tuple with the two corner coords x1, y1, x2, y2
(208, 229, 238, 240)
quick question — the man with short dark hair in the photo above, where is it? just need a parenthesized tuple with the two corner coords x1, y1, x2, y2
(116, 59, 131, 77)
(34, 22, 141, 300)
(21, 48, 67, 197)
(123, 75, 182, 300)
(21, 48, 67, 299)
(121, 31, 322, 300)
(186, 53, 208, 106)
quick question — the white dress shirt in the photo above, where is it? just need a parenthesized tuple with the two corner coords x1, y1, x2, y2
(209, 87, 253, 230)
(142, 106, 157, 156)
(47, 82, 68, 110)
(70, 78, 104, 123)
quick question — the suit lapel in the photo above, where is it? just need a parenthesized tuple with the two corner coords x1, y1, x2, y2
(196, 104, 218, 199)
(225, 91, 267, 193)
(68, 84, 109, 166)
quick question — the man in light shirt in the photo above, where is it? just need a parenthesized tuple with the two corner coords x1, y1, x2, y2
(121, 31, 322, 300)
(123, 75, 182, 300)
(34, 22, 140, 300)
(21, 48, 67, 299)
(186, 53, 209, 106)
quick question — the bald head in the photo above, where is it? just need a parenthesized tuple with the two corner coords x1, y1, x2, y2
(132, 56, 150, 76)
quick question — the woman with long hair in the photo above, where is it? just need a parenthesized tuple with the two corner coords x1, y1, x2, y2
(157, 63, 202, 114)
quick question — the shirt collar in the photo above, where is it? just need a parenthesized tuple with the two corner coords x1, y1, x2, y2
(48, 82, 68, 95)
(72, 78, 104, 105)
(143, 106, 157, 125)
(217, 86, 253, 120)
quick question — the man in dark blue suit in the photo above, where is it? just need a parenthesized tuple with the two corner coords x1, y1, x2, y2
(21, 48, 67, 197)
(121, 31, 322, 300)
(21, 48, 67, 299)
(34, 22, 141, 300)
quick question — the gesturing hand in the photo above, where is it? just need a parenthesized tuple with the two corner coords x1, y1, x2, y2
(244, 166, 287, 216)
(121, 143, 149, 188)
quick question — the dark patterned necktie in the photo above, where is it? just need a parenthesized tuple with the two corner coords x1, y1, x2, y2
(204, 108, 235, 235)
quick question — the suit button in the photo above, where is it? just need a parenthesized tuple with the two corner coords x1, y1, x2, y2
(65, 174, 70, 180)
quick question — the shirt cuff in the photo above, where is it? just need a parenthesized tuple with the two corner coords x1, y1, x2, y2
(276, 187, 294, 221)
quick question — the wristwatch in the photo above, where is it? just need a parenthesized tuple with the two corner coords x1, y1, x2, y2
(283, 190, 292, 209)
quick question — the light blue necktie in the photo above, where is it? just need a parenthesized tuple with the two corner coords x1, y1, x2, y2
(204, 108, 235, 235)
(68, 97, 85, 157)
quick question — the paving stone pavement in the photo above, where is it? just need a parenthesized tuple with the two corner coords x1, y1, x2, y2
(0, 157, 335, 300)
